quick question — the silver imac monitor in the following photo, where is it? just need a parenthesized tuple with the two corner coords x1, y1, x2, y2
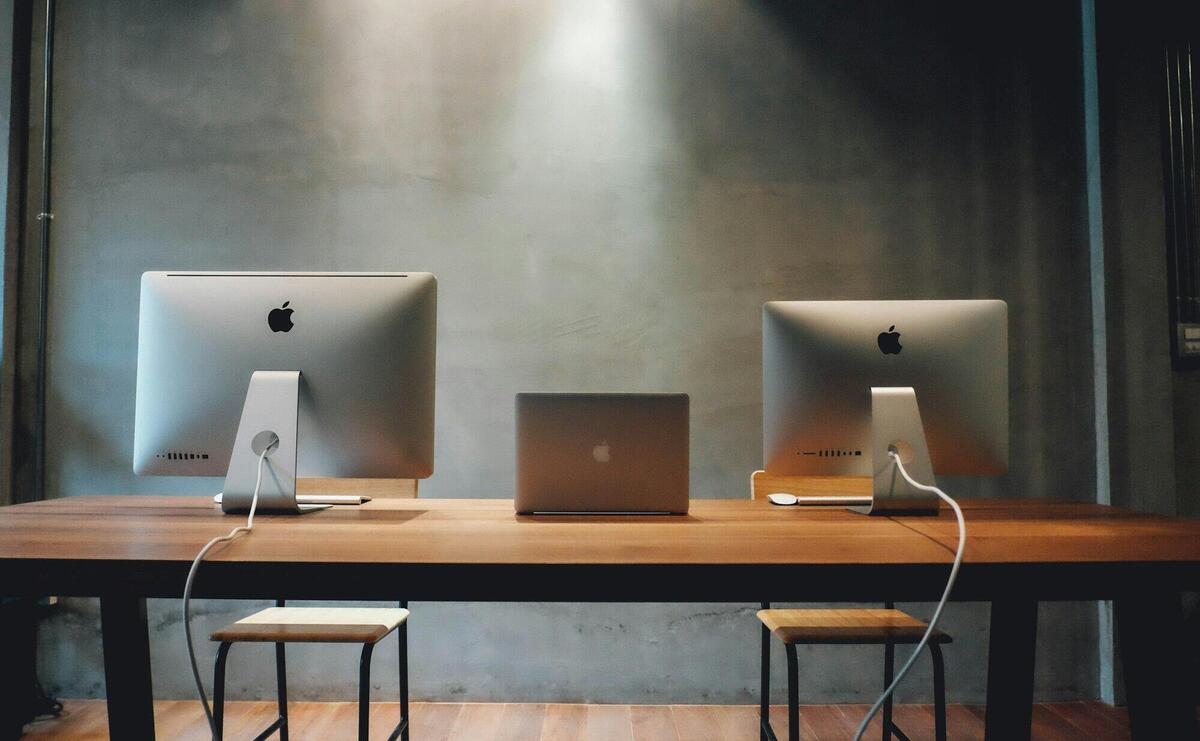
(762, 299, 1007, 513)
(134, 271, 437, 513)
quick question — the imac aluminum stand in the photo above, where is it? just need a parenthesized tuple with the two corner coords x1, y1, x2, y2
(849, 387, 940, 516)
(221, 370, 326, 514)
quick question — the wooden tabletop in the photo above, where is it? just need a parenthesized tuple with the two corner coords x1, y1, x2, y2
(901, 498, 1200, 563)
(1, 496, 1199, 602)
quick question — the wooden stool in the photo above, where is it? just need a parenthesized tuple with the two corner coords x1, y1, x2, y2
(751, 472, 950, 741)
(210, 602, 410, 741)
(758, 606, 950, 741)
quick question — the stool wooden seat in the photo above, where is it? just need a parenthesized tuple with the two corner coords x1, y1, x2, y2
(213, 606, 409, 644)
(751, 471, 949, 741)
(757, 608, 952, 645)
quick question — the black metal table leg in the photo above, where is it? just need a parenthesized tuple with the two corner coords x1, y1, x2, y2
(1116, 592, 1199, 740)
(100, 595, 156, 740)
(983, 599, 1037, 741)
(0, 598, 37, 741)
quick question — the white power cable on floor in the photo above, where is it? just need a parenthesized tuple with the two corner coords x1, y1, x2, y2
(182, 445, 271, 740)
(853, 449, 967, 741)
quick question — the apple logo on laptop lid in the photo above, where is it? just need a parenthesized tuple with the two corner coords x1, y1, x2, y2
(592, 441, 611, 463)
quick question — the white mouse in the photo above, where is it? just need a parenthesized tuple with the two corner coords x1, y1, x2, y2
(767, 492, 798, 506)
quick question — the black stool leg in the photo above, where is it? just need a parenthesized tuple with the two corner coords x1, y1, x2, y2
(399, 618, 409, 741)
(784, 643, 799, 741)
(359, 642, 375, 741)
(882, 641, 895, 741)
(272, 598, 288, 741)
(760, 602, 772, 741)
(213, 642, 232, 741)
(275, 642, 289, 741)
(930, 643, 947, 741)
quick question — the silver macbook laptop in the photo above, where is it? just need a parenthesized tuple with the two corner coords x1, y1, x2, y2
(515, 393, 689, 514)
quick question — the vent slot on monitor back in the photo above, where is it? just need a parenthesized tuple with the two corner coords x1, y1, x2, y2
(156, 452, 210, 461)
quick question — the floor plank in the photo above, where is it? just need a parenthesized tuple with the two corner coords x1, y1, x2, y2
(671, 704, 721, 741)
(630, 705, 677, 741)
(1089, 700, 1135, 732)
(447, 702, 506, 741)
(21, 700, 104, 740)
(889, 704, 937, 741)
(497, 703, 547, 741)
(227, 700, 275, 739)
(22, 698, 1134, 740)
(585, 704, 633, 741)
(368, 699, 407, 739)
(710, 704, 759, 738)
(1047, 701, 1129, 738)
(836, 704, 877, 739)
(151, 699, 212, 741)
(769, 703, 819, 739)
(542, 703, 588, 741)
(411, 702, 463, 741)
(944, 705, 986, 741)
(802, 704, 858, 740)
(1031, 704, 1093, 741)
(289, 701, 360, 740)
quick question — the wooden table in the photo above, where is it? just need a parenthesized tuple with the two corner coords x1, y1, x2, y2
(1, 496, 1198, 740)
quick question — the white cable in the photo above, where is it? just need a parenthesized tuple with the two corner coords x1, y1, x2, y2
(182, 445, 271, 740)
(852, 450, 966, 741)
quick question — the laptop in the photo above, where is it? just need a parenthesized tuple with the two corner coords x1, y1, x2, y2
(515, 393, 689, 514)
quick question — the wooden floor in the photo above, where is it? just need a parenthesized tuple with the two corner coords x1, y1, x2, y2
(21, 699, 1132, 740)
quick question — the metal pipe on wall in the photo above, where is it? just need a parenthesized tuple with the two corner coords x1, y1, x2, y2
(30, 0, 50, 502)
(0, 0, 36, 509)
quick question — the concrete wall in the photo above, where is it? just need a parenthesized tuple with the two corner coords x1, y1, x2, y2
(36, 0, 1099, 703)
(0, 0, 13, 326)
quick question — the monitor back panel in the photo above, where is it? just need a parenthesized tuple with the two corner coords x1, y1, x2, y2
(515, 393, 689, 514)
(134, 271, 436, 479)
(763, 299, 1008, 477)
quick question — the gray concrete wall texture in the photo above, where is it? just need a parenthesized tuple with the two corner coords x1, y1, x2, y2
(0, 0, 12, 319)
(36, 1, 1100, 703)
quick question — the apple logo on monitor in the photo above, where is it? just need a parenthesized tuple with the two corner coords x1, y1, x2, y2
(268, 301, 295, 333)
(592, 441, 611, 463)
(877, 325, 902, 354)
